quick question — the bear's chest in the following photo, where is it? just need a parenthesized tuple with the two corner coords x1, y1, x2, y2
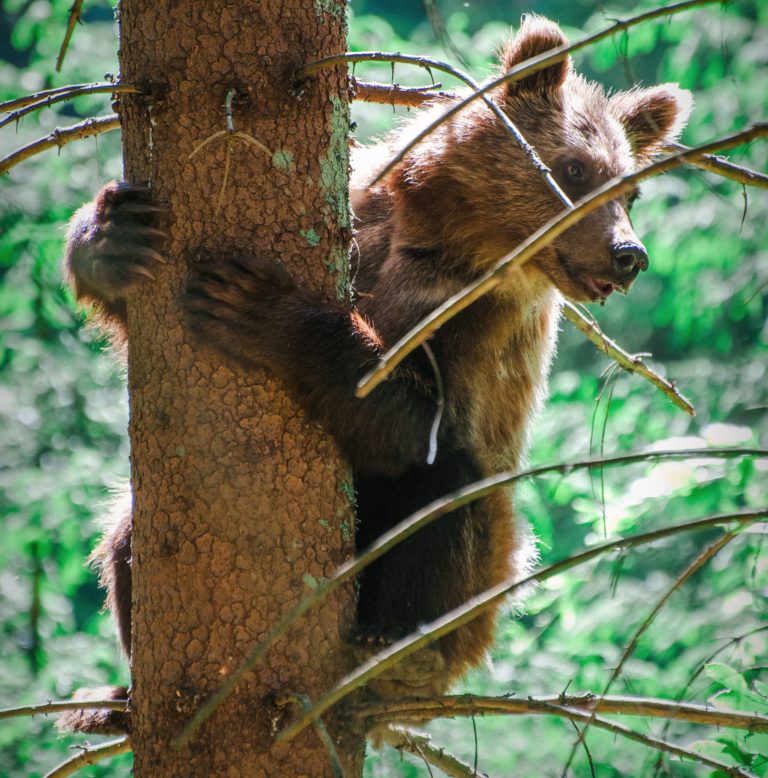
(457, 300, 560, 472)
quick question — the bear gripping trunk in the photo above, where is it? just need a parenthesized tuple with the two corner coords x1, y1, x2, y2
(117, 2, 361, 775)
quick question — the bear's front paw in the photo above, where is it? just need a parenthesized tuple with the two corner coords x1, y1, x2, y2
(66, 181, 166, 303)
(184, 254, 296, 365)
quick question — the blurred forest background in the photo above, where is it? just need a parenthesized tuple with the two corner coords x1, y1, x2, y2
(0, 1, 765, 776)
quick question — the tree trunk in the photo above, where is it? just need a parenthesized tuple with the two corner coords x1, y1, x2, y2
(118, 2, 362, 774)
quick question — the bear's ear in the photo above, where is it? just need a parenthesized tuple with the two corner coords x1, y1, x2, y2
(499, 14, 571, 95)
(612, 84, 694, 159)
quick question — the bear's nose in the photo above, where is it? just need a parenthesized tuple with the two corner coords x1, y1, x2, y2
(611, 242, 649, 277)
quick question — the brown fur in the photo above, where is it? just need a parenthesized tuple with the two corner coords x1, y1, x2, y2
(59, 15, 692, 732)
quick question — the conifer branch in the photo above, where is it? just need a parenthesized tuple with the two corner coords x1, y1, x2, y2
(355, 125, 768, 398)
(563, 302, 695, 415)
(561, 530, 740, 774)
(377, 726, 480, 778)
(0, 114, 120, 176)
(0, 698, 128, 721)
(0, 83, 139, 130)
(347, 81, 768, 191)
(174, 449, 766, 747)
(55, 0, 85, 73)
(353, 692, 768, 732)
(298, 51, 571, 206)
(545, 704, 757, 778)
(368, 0, 725, 187)
(350, 78, 451, 107)
(43, 736, 131, 778)
(667, 142, 768, 189)
(277, 509, 766, 743)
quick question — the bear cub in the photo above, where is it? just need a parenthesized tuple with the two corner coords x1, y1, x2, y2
(59, 15, 691, 733)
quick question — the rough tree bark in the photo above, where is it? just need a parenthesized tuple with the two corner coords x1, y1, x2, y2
(118, 1, 362, 774)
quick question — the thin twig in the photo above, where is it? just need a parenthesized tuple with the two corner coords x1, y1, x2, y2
(355, 125, 768, 398)
(352, 692, 768, 732)
(299, 51, 571, 206)
(276, 509, 766, 743)
(43, 736, 131, 778)
(377, 726, 480, 778)
(173, 448, 765, 747)
(0, 114, 120, 176)
(366, 0, 725, 187)
(563, 302, 695, 415)
(652, 625, 768, 778)
(0, 698, 128, 721)
(188, 89, 272, 216)
(274, 693, 347, 778)
(561, 531, 740, 776)
(56, 0, 85, 72)
(542, 703, 757, 778)
(0, 83, 139, 130)
(350, 78, 452, 107)
(422, 0, 470, 69)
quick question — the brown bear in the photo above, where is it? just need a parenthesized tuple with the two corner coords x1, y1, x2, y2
(58, 15, 692, 733)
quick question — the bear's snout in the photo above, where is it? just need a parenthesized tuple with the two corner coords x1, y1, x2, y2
(611, 241, 649, 281)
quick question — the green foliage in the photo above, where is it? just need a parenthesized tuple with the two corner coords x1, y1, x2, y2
(1, 1, 765, 777)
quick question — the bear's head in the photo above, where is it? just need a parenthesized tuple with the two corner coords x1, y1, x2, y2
(389, 15, 693, 306)
(492, 14, 694, 302)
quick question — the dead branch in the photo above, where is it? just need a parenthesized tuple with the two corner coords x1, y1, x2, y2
(545, 704, 757, 778)
(666, 141, 768, 189)
(43, 736, 131, 778)
(1, 84, 104, 112)
(352, 692, 768, 732)
(174, 448, 765, 747)
(377, 725, 480, 778)
(0, 83, 139, 130)
(368, 0, 725, 187)
(277, 511, 766, 743)
(55, 0, 85, 73)
(355, 124, 768, 398)
(298, 50, 572, 206)
(0, 698, 128, 721)
(0, 114, 120, 176)
(563, 302, 695, 415)
(562, 531, 739, 773)
(274, 693, 347, 778)
(350, 77, 452, 107)
(347, 82, 768, 191)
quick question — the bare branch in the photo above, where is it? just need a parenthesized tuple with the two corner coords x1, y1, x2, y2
(277, 509, 766, 743)
(349, 83, 767, 192)
(563, 302, 695, 415)
(355, 125, 768, 398)
(298, 51, 572, 206)
(377, 726, 480, 778)
(0, 114, 120, 176)
(666, 141, 768, 190)
(274, 693, 347, 778)
(0, 83, 139, 130)
(545, 704, 757, 778)
(55, 0, 85, 73)
(368, 0, 725, 186)
(352, 692, 768, 733)
(562, 531, 740, 774)
(350, 78, 453, 107)
(1, 83, 109, 112)
(174, 448, 766, 747)
(43, 736, 131, 778)
(0, 698, 127, 721)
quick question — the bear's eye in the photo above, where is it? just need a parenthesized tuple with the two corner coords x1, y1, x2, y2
(564, 159, 586, 183)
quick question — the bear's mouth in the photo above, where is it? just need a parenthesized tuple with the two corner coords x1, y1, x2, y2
(555, 251, 617, 301)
